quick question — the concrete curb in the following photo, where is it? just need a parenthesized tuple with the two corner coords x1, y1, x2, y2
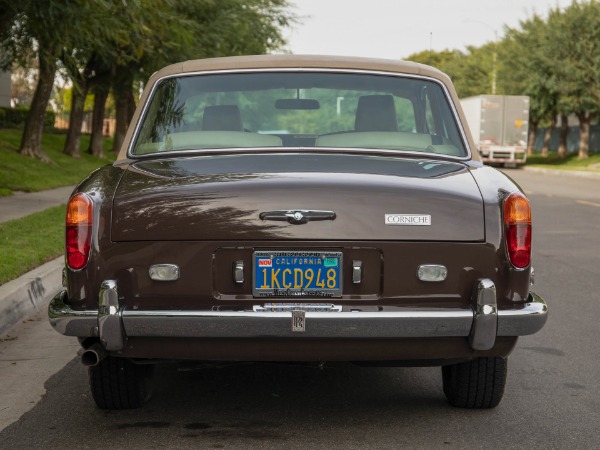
(523, 166, 600, 179)
(0, 257, 63, 336)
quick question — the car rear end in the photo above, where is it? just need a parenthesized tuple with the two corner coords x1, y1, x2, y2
(48, 56, 547, 409)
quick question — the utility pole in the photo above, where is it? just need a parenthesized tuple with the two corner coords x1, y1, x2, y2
(465, 19, 498, 94)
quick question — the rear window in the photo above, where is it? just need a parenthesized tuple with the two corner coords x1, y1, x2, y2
(132, 72, 467, 157)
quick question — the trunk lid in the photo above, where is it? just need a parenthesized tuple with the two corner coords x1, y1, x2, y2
(111, 153, 485, 242)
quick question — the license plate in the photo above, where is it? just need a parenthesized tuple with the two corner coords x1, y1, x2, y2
(253, 251, 343, 298)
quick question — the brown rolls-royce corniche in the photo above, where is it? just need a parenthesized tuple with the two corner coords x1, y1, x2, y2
(48, 55, 547, 410)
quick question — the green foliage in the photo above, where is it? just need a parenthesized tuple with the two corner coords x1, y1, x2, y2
(407, 45, 496, 98)
(0, 129, 114, 194)
(0, 107, 55, 129)
(409, 1, 600, 145)
(0, 205, 65, 285)
(54, 88, 95, 114)
(0, 0, 296, 158)
(546, 1, 600, 115)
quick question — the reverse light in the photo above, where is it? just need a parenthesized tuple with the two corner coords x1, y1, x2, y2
(66, 193, 93, 270)
(504, 192, 531, 269)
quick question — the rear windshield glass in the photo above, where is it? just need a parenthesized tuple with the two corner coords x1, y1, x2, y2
(131, 72, 467, 157)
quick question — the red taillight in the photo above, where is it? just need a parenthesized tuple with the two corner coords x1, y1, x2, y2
(504, 192, 531, 269)
(66, 193, 93, 270)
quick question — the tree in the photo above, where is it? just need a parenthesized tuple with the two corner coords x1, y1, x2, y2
(110, 0, 296, 154)
(407, 45, 496, 99)
(0, 0, 117, 161)
(546, 1, 600, 159)
(10, 55, 37, 106)
(502, 14, 559, 156)
(74, 0, 296, 156)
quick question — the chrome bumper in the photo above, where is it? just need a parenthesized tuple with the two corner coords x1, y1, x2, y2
(48, 279, 548, 352)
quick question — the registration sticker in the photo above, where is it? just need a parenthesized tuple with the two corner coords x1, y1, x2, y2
(252, 251, 343, 298)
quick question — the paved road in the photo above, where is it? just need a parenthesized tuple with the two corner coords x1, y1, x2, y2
(0, 169, 598, 449)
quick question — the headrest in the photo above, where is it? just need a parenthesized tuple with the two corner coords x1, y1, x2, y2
(354, 95, 399, 132)
(202, 105, 243, 131)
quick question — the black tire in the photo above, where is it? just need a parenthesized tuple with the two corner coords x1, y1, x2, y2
(442, 357, 507, 409)
(89, 356, 154, 409)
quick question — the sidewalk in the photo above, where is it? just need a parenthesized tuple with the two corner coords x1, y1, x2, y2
(0, 185, 75, 223)
(0, 186, 75, 334)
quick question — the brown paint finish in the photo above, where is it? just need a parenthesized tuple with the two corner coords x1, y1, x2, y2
(110, 155, 484, 242)
(58, 56, 543, 370)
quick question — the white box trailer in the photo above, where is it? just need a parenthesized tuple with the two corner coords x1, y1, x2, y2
(460, 95, 529, 166)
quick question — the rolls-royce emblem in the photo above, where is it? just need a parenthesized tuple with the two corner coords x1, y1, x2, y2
(259, 210, 336, 225)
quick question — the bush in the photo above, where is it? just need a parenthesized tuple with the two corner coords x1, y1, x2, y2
(0, 106, 55, 130)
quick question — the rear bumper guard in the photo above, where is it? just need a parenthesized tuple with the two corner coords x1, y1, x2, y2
(48, 278, 547, 352)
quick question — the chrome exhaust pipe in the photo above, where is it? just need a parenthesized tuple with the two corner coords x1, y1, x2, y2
(81, 342, 107, 367)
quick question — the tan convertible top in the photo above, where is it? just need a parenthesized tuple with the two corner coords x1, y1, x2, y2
(117, 54, 478, 162)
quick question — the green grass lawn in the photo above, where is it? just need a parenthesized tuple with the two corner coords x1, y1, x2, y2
(0, 129, 115, 196)
(0, 129, 115, 283)
(0, 205, 65, 285)
(526, 152, 600, 171)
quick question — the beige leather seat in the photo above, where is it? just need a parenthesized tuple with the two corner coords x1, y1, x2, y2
(354, 95, 399, 132)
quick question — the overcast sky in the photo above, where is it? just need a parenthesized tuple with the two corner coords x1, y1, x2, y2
(286, 0, 573, 59)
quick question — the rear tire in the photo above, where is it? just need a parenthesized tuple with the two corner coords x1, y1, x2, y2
(442, 357, 507, 408)
(89, 356, 154, 409)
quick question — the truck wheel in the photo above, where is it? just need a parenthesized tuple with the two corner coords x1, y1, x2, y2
(442, 357, 507, 408)
(89, 356, 154, 409)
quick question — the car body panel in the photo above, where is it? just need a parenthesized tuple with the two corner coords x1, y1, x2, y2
(111, 154, 485, 242)
(52, 55, 546, 373)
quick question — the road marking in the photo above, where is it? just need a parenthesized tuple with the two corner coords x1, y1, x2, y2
(576, 200, 600, 208)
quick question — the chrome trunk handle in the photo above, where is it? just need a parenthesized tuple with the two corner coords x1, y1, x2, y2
(259, 210, 336, 224)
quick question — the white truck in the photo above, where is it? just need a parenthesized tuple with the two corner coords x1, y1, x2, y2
(460, 95, 529, 167)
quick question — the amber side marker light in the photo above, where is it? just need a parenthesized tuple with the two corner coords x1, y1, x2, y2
(66, 193, 93, 270)
(504, 192, 532, 269)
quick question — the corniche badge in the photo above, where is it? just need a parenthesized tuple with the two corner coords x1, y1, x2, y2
(385, 214, 432, 226)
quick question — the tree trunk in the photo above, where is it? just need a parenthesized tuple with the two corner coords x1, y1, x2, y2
(127, 88, 136, 123)
(63, 81, 89, 157)
(19, 52, 56, 162)
(557, 114, 569, 159)
(87, 84, 110, 157)
(576, 111, 590, 159)
(540, 115, 556, 157)
(112, 90, 129, 154)
(527, 120, 538, 156)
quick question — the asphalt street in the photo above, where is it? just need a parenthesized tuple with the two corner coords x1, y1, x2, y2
(0, 168, 598, 449)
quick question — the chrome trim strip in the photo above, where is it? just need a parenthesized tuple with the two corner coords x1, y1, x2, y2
(497, 292, 548, 336)
(252, 303, 343, 312)
(125, 147, 470, 163)
(48, 290, 98, 336)
(98, 280, 124, 351)
(469, 279, 498, 351)
(259, 209, 336, 224)
(126, 67, 472, 161)
(121, 308, 474, 339)
(48, 291, 547, 340)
